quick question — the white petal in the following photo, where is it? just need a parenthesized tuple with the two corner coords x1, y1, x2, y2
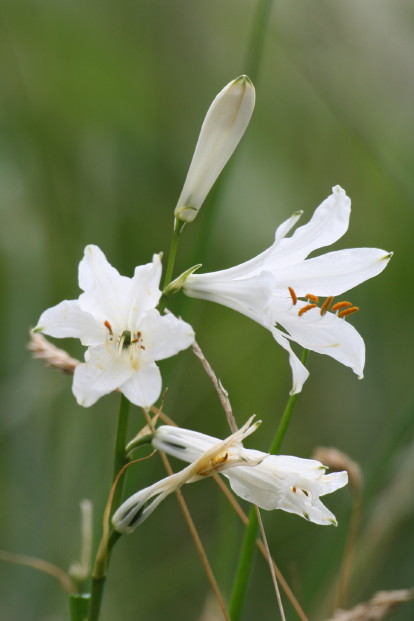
(268, 186, 351, 268)
(274, 210, 303, 244)
(318, 471, 348, 495)
(277, 302, 365, 379)
(78, 245, 133, 329)
(270, 327, 310, 395)
(73, 346, 134, 407)
(184, 273, 272, 325)
(275, 248, 392, 297)
(153, 426, 217, 462)
(120, 361, 162, 407)
(175, 76, 255, 223)
(128, 255, 162, 326)
(34, 300, 104, 346)
(138, 310, 194, 361)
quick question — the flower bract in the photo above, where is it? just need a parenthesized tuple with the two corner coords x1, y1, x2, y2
(183, 186, 392, 394)
(153, 424, 348, 525)
(34, 245, 194, 407)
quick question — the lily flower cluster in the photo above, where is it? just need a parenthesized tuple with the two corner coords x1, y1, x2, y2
(33, 75, 392, 535)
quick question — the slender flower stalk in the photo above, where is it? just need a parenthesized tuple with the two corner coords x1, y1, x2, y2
(174, 76, 255, 224)
(229, 354, 307, 621)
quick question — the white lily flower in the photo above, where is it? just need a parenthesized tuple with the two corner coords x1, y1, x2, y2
(183, 186, 392, 394)
(112, 417, 262, 533)
(174, 75, 255, 223)
(34, 245, 194, 407)
(153, 425, 348, 526)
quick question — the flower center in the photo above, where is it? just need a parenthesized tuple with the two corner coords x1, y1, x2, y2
(103, 321, 146, 353)
(288, 287, 359, 318)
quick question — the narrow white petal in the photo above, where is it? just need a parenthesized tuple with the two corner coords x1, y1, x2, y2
(270, 327, 310, 395)
(34, 300, 104, 346)
(120, 361, 162, 407)
(274, 210, 303, 244)
(175, 76, 255, 222)
(268, 186, 351, 268)
(73, 346, 134, 407)
(128, 255, 162, 326)
(153, 426, 217, 462)
(275, 248, 392, 297)
(78, 245, 132, 329)
(138, 310, 194, 361)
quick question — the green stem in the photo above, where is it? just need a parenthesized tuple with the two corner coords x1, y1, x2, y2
(159, 218, 186, 313)
(87, 577, 106, 621)
(111, 394, 131, 509)
(70, 593, 91, 621)
(228, 350, 308, 621)
(269, 350, 309, 455)
(244, 0, 274, 83)
(87, 395, 131, 621)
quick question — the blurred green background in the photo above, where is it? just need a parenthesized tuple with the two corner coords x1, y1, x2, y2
(1, 0, 414, 619)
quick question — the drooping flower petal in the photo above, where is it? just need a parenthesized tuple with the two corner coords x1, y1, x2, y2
(152, 424, 348, 526)
(273, 301, 365, 379)
(113, 417, 262, 533)
(175, 76, 255, 223)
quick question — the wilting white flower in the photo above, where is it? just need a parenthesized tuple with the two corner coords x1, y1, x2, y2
(174, 75, 255, 223)
(112, 417, 262, 533)
(34, 245, 194, 407)
(153, 424, 348, 525)
(184, 186, 392, 394)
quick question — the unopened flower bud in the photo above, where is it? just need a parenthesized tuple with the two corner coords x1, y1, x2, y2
(174, 75, 255, 223)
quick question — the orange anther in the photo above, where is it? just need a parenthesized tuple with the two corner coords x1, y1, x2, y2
(306, 294, 319, 303)
(338, 306, 359, 318)
(331, 301, 352, 312)
(320, 296, 335, 316)
(298, 303, 317, 317)
(104, 320, 113, 335)
(288, 286, 297, 305)
(292, 487, 297, 493)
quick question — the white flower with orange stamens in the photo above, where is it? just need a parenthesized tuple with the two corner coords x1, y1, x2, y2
(183, 186, 392, 394)
(34, 245, 194, 407)
(112, 417, 262, 533)
(152, 424, 348, 526)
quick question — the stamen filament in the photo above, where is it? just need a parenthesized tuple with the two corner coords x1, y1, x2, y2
(305, 294, 319, 303)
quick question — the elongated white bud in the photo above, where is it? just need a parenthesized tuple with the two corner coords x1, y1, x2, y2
(174, 75, 255, 223)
